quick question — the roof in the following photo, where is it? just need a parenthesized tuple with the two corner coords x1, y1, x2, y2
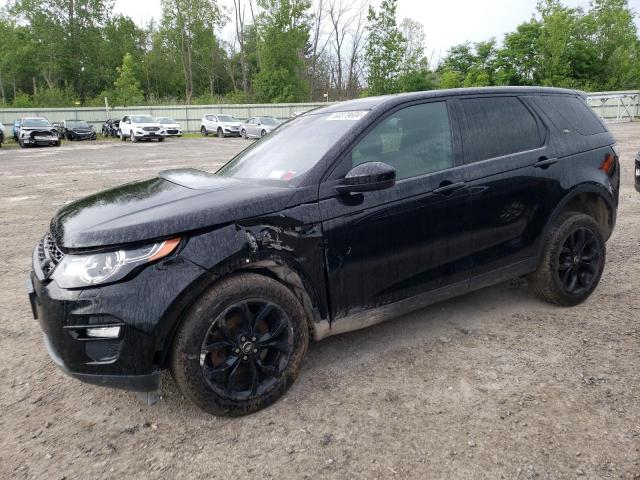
(309, 87, 583, 115)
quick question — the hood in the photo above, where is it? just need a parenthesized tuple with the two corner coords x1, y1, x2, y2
(221, 121, 240, 127)
(50, 169, 293, 250)
(132, 122, 162, 128)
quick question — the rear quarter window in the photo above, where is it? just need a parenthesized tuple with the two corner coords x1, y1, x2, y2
(533, 95, 605, 136)
(460, 96, 543, 163)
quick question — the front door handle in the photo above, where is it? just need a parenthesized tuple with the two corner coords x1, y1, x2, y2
(433, 181, 466, 195)
(534, 157, 558, 169)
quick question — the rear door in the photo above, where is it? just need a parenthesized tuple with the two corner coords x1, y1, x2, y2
(456, 95, 555, 287)
(320, 100, 474, 318)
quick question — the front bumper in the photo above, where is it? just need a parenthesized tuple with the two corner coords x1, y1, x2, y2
(24, 136, 58, 146)
(27, 250, 207, 393)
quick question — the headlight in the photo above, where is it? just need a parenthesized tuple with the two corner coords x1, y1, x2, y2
(53, 238, 180, 288)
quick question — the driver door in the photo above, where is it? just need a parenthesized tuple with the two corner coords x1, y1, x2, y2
(319, 100, 473, 319)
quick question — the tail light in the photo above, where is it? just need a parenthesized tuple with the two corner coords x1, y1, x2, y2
(599, 150, 618, 178)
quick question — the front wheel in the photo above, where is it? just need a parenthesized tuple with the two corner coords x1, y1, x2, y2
(261, 129, 267, 137)
(528, 212, 605, 307)
(130, 131, 138, 143)
(241, 129, 247, 139)
(119, 130, 126, 141)
(170, 274, 309, 416)
(217, 127, 224, 138)
(201, 126, 208, 136)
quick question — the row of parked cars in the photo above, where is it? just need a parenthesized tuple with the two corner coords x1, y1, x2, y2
(1, 113, 284, 148)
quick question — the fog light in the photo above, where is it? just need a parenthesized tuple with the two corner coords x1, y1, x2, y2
(86, 326, 121, 338)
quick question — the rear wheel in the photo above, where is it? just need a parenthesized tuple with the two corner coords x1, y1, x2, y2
(171, 273, 309, 416)
(528, 212, 605, 306)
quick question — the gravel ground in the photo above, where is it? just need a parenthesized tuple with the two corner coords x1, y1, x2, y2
(0, 126, 638, 479)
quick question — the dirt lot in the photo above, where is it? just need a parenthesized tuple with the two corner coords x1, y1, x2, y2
(0, 127, 639, 479)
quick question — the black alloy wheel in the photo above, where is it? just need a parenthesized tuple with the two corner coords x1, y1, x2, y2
(556, 228, 602, 296)
(200, 299, 293, 401)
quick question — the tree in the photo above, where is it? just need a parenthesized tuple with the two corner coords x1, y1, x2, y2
(112, 53, 144, 105)
(253, 0, 311, 102)
(160, 0, 223, 104)
(364, 0, 407, 95)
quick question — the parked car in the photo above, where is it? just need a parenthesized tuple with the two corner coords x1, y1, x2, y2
(28, 87, 619, 416)
(635, 151, 640, 193)
(13, 119, 21, 140)
(200, 114, 241, 137)
(156, 117, 182, 137)
(240, 116, 282, 139)
(119, 115, 165, 142)
(60, 120, 97, 141)
(0, 122, 4, 147)
(102, 119, 120, 137)
(18, 117, 60, 148)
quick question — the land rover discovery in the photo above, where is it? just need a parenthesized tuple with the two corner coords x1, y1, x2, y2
(28, 87, 619, 416)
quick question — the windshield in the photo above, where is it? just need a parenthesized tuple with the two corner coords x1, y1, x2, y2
(260, 117, 279, 126)
(217, 112, 364, 184)
(22, 118, 51, 128)
(157, 117, 176, 124)
(217, 115, 238, 123)
(131, 115, 154, 123)
(66, 120, 89, 128)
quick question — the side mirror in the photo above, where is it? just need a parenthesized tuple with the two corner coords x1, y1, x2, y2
(336, 162, 396, 194)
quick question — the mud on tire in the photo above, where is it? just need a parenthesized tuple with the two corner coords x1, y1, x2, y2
(170, 273, 309, 416)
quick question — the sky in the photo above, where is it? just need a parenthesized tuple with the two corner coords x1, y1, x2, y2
(2, 0, 640, 58)
(114, 0, 640, 60)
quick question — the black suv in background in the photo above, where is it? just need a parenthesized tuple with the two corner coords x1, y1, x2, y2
(27, 87, 619, 416)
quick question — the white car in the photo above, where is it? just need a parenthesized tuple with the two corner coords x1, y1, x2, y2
(240, 116, 282, 139)
(200, 114, 241, 137)
(119, 115, 166, 142)
(156, 117, 182, 137)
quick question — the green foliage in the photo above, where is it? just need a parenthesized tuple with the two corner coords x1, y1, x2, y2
(364, 0, 407, 95)
(110, 53, 144, 106)
(438, 70, 462, 89)
(252, 0, 311, 102)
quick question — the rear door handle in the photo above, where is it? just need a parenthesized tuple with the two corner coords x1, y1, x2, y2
(433, 182, 466, 195)
(534, 157, 558, 169)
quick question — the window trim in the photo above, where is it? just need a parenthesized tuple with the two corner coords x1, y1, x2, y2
(456, 95, 547, 165)
(323, 98, 462, 183)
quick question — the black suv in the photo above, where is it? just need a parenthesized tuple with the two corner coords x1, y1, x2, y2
(27, 87, 619, 416)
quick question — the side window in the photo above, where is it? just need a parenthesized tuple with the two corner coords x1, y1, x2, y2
(533, 95, 605, 136)
(460, 97, 543, 163)
(351, 102, 453, 181)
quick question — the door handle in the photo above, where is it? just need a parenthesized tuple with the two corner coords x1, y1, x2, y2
(534, 157, 558, 169)
(433, 181, 466, 195)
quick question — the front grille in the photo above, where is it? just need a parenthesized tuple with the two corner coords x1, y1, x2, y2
(143, 127, 160, 132)
(37, 233, 65, 277)
(167, 129, 179, 134)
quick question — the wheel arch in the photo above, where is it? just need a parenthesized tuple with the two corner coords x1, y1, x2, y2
(156, 252, 326, 369)
(535, 182, 616, 262)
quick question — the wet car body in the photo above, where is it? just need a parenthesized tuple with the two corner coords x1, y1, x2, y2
(29, 87, 620, 410)
(61, 120, 97, 141)
(18, 117, 60, 148)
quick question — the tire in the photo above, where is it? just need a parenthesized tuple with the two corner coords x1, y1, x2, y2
(158, 137, 165, 142)
(201, 126, 208, 136)
(54, 141, 61, 147)
(130, 131, 138, 143)
(170, 273, 309, 416)
(261, 129, 267, 137)
(119, 130, 126, 141)
(528, 212, 605, 307)
(241, 129, 247, 139)
(19, 139, 27, 148)
(217, 127, 224, 138)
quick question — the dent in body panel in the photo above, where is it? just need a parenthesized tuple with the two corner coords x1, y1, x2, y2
(180, 203, 329, 339)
